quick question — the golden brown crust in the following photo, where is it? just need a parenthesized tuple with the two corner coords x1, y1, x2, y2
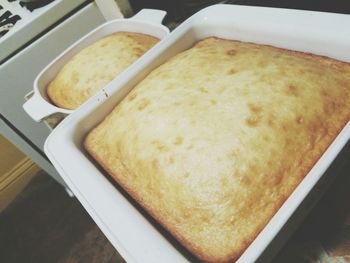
(47, 32, 159, 109)
(84, 37, 350, 262)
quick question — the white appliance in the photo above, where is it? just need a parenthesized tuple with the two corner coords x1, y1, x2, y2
(0, 0, 120, 187)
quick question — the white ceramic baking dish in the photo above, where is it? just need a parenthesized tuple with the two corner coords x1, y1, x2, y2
(44, 5, 350, 263)
(23, 8, 169, 122)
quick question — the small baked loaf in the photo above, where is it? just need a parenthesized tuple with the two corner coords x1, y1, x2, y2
(47, 32, 159, 109)
(84, 37, 350, 262)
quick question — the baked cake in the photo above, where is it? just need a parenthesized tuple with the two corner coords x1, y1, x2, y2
(84, 37, 350, 262)
(47, 32, 159, 109)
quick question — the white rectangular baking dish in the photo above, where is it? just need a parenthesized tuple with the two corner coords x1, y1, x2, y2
(44, 5, 350, 263)
(23, 8, 169, 122)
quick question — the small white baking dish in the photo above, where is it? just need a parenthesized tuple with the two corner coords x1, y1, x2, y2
(44, 5, 350, 263)
(23, 8, 169, 122)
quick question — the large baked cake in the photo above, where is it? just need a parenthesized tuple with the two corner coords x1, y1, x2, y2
(84, 37, 350, 262)
(47, 32, 159, 109)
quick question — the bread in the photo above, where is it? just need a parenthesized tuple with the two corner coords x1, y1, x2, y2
(84, 37, 350, 262)
(47, 32, 159, 109)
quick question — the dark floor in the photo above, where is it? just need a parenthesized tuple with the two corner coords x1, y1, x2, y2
(0, 155, 349, 263)
(0, 170, 124, 263)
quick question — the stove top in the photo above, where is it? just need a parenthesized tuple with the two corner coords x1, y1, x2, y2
(0, 0, 56, 39)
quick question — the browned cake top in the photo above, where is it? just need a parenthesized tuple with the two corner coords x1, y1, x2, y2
(85, 37, 350, 262)
(47, 32, 159, 109)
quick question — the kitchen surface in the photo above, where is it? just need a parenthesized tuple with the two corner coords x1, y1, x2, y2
(1, 0, 350, 262)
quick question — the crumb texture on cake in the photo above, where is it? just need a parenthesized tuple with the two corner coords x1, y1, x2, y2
(47, 32, 159, 109)
(84, 37, 350, 262)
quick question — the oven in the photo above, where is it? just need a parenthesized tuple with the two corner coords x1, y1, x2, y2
(0, 0, 129, 190)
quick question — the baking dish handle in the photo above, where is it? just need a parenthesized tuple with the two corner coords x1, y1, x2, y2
(23, 93, 58, 122)
(130, 9, 167, 25)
